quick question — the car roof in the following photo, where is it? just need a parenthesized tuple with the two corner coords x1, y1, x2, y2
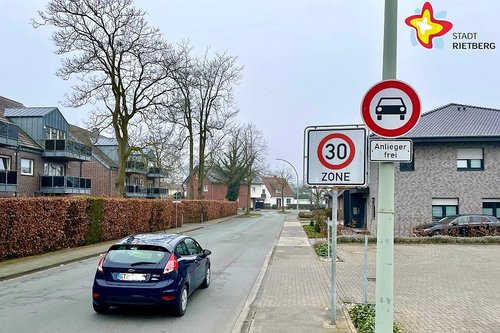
(115, 233, 187, 251)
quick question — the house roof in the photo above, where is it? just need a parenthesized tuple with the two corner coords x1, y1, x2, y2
(0, 96, 24, 115)
(261, 176, 294, 197)
(0, 114, 43, 151)
(69, 125, 117, 168)
(4, 107, 59, 117)
(95, 136, 118, 146)
(402, 103, 500, 139)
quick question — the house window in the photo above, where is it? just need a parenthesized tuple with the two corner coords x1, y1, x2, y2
(372, 198, 376, 219)
(0, 156, 11, 170)
(483, 200, 500, 218)
(432, 198, 458, 220)
(262, 189, 265, 194)
(43, 163, 64, 176)
(45, 127, 66, 140)
(21, 159, 34, 176)
(204, 185, 208, 192)
(276, 188, 282, 194)
(286, 198, 291, 204)
(457, 148, 483, 171)
(399, 160, 415, 172)
(252, 186, 256, 192)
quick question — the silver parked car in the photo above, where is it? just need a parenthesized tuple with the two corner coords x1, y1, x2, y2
(413, 214, 500, 237)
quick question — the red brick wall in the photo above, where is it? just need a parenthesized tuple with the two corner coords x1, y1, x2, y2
(13, 150, 43, 196)
(188, 177, 249, 209)
(77, 158, 117, 196)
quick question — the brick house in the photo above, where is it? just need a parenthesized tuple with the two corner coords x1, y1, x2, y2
(185, 172, 296, 209)
(1, 102, 93, 196)
(185, 167, 248, 208)
(365, 103, 500, 236)
(0, 96, 168, 198)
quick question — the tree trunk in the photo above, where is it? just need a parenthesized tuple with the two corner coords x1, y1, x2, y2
(188, 135, 194, 199)
(197, 132, 206, 199)
(246, 180, 251, 214)
(115, 135, 127, 197)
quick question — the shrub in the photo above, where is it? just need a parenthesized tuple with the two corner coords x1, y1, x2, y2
(349, 303, 401, 333)
(84, 197, 104, 245)
(303, 225, 323, 239)
(313, 241, 329, 256)
(298, 211, 313, 219)
(0, 197, 237, 260)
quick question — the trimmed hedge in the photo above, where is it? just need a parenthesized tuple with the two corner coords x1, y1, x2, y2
(0, 197, 237, 260)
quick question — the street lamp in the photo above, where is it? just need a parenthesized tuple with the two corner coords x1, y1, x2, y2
(276, 158, 299, 217)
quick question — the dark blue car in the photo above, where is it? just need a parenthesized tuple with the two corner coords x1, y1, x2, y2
(92, 233, 211, 316)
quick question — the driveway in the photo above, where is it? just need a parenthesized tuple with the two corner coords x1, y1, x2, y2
(334, 243, 500, 333)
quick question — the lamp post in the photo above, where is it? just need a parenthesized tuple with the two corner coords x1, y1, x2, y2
(276, 158, 299, 216)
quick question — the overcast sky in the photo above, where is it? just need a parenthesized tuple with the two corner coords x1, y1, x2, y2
(1, 0, 499, 182)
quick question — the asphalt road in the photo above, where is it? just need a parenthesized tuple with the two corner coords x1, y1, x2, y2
(0, 211, 284, 333)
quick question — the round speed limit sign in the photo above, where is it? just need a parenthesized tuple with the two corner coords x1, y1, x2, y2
(317, 133, 356, 170)
(305, 126, 367, 186)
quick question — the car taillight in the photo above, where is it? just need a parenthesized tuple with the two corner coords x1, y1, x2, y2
(97, 254, 106, 273)
(163, 253, 178, 274)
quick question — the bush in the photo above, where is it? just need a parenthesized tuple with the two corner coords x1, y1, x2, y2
(303, 225, 323, 238)
(0, 197, 237, 261)
(313, 241, 329, 256)
(84, 197, 104, 245)
(349, 303, 401, 333)
(298, 211, 313, 219)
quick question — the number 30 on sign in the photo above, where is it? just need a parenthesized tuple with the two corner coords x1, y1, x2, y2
(304, 126, 367, 187)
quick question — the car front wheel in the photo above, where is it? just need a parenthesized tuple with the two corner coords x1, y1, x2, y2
(173, 284, 188, 317)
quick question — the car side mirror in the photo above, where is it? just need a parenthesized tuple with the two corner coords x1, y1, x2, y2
(203, 249, 211, 256)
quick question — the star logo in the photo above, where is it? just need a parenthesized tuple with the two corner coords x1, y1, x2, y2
(405, 2, 453, 49)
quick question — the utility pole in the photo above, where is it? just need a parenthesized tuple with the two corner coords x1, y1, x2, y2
(375, 1, 397, 332)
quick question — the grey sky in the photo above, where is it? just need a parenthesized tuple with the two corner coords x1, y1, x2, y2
(1, 0, 499, 182)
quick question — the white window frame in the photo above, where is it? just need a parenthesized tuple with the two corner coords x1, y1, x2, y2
(21, 158, 34, 176)
(457, 148, 484, 171)
(44, 162, 64, 176)
(204, 184, 209, 192)
(431, 198, 459, 220)
(0, 155, 11, 170)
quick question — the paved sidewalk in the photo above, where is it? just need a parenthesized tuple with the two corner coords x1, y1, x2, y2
(0, 218, 226, 281)
(239, 214, 355, 333)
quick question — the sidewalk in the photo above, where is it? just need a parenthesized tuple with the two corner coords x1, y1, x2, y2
(0, 217, 228, 281)
(237, 213, 355, 333)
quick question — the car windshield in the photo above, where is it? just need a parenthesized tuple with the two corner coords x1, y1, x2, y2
(107, 244, 169, 264)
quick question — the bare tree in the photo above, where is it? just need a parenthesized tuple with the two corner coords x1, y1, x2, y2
(310, 186, 327, 209)
(211, 126, 246, 201)
(275, 167, 294, 212)
(165, 43, 242, 199)
(241, 124, 268, 214)
(34, 0, 178, 196)
(136, 116, 185, 182)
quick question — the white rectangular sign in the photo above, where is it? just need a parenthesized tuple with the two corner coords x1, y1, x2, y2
(370, 139, 413, 162)
(304, 125, 367, 187)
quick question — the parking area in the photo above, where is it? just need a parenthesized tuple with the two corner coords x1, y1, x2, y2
(334, 243, 500, 333)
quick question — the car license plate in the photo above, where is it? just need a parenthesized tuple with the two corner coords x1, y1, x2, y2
(117, 273, 147, 281)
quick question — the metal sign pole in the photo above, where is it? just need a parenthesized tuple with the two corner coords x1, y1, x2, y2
(375, 1, 397, 332)
(330, 188, 338, 325)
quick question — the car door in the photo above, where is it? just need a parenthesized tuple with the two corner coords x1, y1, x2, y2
(184, 238, 205, 288)
(175, 240, 198, 288)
